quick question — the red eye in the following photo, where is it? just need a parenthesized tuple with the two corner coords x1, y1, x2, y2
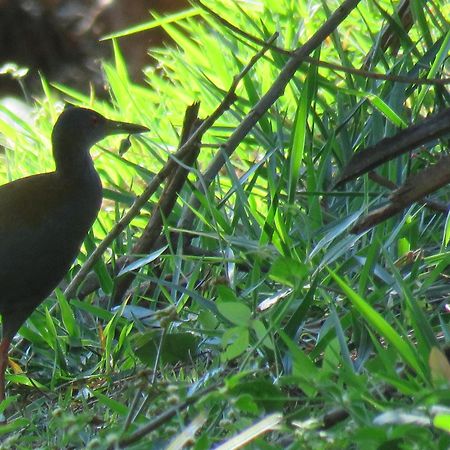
(91, 115, 100, 126)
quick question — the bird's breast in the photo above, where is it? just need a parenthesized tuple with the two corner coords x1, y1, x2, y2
(0, 170, 103, 302)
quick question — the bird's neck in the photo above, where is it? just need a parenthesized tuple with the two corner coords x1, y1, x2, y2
(53, 142, 97, 180)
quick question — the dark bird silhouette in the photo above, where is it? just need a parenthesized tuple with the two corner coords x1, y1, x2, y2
(0, 106, 148, 403)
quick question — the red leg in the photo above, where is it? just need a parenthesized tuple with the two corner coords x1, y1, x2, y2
(0, 338, 10, 403)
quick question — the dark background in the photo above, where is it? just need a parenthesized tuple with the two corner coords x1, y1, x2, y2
(0, 0, 189, 96)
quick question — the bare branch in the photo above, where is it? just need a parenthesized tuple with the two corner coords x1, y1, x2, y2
(64, 33, 277, 299)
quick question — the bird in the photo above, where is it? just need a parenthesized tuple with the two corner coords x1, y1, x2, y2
(0, 106, 148, 404)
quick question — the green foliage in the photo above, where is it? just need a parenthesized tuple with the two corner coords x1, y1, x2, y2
(0, 0, 449, 447)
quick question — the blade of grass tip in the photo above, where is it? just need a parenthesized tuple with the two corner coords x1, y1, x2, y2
(100, 8, 200, 41)
(329, 301, 354, 371)
(55, 289, 79, 339)
(102, 304, 128, 372)
(366, 94, 407, 127)
(70, 299, 115, 322)
(273, 208, 293, 256)
(258, 185, 279, 247)
(39, 76, 56, 118)
(327, 268, 426, 381)
(103, 66, 128, 109)
(42, 307, 59, 351)
(44, 307, 68, 374)
(443, 211, 450, 249)
(358, 228, 382, 293)
(51, 83, 91, 105)
(117, 323, 134, 356)
(111, 39, 130, 93)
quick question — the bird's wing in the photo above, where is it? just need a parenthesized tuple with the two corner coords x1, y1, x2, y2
(0, 173, 63, 231)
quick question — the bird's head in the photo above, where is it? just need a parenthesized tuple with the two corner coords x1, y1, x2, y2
(52, 106, 149, 151)
(51, 106, 148, 174)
